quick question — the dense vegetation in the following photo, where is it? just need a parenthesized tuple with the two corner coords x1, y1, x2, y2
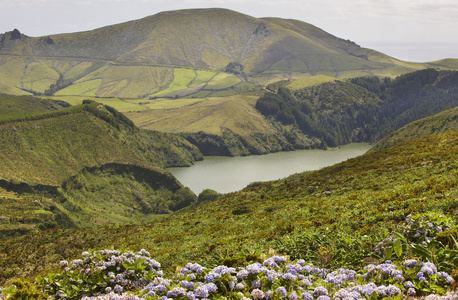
(256, 69, 458, 148)
(0, 95, 204, 237)
(0, 127, 456, 290)
(370, 106, 458, 151)
(0, 93, 70, 120)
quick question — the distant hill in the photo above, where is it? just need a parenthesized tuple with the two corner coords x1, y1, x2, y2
(0, 97, 203, 237)
(1, 8, 457, 98)
(370, 106, 458, 151)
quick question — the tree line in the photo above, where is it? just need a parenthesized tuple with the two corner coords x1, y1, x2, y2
(255, 69, 458, 147)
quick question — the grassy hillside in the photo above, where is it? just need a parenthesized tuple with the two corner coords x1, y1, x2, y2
(0, 99, 203, 237)
(2, 9, 458, 99)
(0, 126, 456, 284)
(371, 106, 458, 151)
(0, 93, 70, 119)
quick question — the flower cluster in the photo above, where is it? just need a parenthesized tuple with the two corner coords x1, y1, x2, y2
(67, 250, 455, 300)
(397, 212, 454, 243)
(40, 249, 162, 299)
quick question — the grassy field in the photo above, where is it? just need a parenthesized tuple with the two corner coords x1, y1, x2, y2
(125, 95, 273, 136)
(205, 73, 242, 89)
(153, 68, 198, 96)
(46, 96, 146, 112)
(145, 98, 206, 109)
(55, 79, 102, 97)
(287, 75, 338, 90)
(190, 70, 217, 86)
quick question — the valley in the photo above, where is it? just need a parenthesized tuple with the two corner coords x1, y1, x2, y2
(0, 7, 457, 300)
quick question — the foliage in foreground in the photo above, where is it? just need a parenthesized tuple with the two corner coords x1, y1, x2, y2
(1, 212, 458, 299)
(0, 130, 457, 285)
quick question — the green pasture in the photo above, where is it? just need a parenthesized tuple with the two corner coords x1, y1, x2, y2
(205, 72, 241, 89)
(287, 75, 338, 90)
(47, 96, 146, 112)
(55, 79, 102, 96)
(145, 98, 206, 109)
(153, 68, 197, 96)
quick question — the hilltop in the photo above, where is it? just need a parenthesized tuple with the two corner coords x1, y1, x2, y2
(1, 8, 457, 99)
(0, 95, 203, 237)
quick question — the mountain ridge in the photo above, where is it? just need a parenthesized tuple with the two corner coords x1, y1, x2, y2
(1, 8, 457, 98)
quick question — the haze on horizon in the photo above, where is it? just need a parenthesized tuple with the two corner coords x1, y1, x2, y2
(1, 0, 457, 62)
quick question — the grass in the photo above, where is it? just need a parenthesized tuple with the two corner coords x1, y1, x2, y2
(205, 73, 241, 90)
(0, 128, 457, 284)
(371, 106, 458, 151)
(125, 95, 272, 136)
(145, 98, 206, 109)
(190, 70, 217, 87)
(0, 9, 458, 100)
(55, 79, 102, 96)
(0, 94, 68, 120)
(152, 68, 197, 96)
(47, 96, 146, 112)
(287, 75, 338, 90)
(0, 100, 203, 236)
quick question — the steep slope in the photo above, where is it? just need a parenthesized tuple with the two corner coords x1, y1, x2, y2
(0, 99, 202, 236)
(1, 8, 456, 98)
(370, 106, 458, 151)
(253, 69, 458, 148)
(1, 127, 456, 283)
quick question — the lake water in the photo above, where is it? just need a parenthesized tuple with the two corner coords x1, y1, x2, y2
(167, 143, 372, 194)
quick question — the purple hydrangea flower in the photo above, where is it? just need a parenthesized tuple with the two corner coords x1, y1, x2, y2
(288, 292, 298, 300)
(385, 285, 401, 297)
(403, 259, 418, 268)
(251, 288, 265, 299)
(167, 287, 186, 297)
(313, 286, 328, 296)
(404, 281, 413, 289)
(205, 283, 217, 293)
(113, 285, 123, 293)
(193, 285, 209, 298)
(247, 263, 262, 274)
(237, 269, 249, 279)
(180, 280, 195, 289)
(301, 292, 313, 300)
(252, 280, 261, 288)
(277, 286, 287, 297)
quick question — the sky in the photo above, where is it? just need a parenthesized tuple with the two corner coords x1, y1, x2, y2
(1, 0, 457, 62)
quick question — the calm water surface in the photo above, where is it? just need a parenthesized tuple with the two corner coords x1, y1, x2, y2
(168, 143, 372, 194)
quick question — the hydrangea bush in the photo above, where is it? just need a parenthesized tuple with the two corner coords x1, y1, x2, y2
(4, 250, 452, 300)
(37, 249, 162, 299)
(1, 213, 457, 300)
(397, 213, 454, 243)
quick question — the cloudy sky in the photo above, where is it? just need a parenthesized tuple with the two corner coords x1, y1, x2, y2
(1, 0, 457, 62)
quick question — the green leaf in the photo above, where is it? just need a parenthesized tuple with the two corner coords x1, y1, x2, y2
(393, 238, 402, 258)
(392, 231, 407, 242)
(385, 247, 393, 260)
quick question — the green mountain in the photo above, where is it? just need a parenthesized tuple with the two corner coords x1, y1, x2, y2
(0, 96, 202, 237)
(1, 8, 457, 98)
(1, 123, 456, 284)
